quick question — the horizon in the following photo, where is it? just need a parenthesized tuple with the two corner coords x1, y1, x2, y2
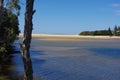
(19, 0, 120, 34)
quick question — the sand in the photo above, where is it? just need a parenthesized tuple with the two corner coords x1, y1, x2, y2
(19, 34, 120, 41)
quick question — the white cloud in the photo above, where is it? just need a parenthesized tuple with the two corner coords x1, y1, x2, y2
(112, 3, 120, 7)
(111, 3, 120, 16)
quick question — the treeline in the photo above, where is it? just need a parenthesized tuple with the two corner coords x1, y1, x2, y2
(79, 26, 120, 36)
(113, 26, 120, 36)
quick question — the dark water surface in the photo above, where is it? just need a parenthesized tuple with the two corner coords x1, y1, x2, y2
(6, 38, 120, 80)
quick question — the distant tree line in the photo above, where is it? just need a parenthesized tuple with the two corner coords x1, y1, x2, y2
(79, 25, 120, 36)
(113, 25, 120, 36)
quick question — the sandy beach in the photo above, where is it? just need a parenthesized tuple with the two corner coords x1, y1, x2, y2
(19, 34, 120, 41)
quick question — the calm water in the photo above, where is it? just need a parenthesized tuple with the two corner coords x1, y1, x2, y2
(9, 38, 120, 80)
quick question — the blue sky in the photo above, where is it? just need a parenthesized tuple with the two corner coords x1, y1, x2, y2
(19, 0, 120, 34)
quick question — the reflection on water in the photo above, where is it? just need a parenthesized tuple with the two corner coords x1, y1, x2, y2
(0, 54, 23, 80)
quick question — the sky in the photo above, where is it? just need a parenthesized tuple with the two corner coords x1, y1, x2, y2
(19, 0, 120, 34)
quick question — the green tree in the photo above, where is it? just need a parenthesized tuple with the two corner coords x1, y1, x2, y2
(0, 0, 20, 58)
(4, 0, 20, 15)
(114, 25, 118, 36)
(80, 28, 113, 36)
(0, 8, 20, 54)
(108, 27, 113, 36)
(0, 0, 20, 22)
(117, 26, 120, 36)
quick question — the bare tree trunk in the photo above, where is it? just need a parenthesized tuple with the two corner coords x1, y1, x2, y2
(20, 0, 35, 80)
(0, 0, 3, 7)
(0, 0, 4, 22)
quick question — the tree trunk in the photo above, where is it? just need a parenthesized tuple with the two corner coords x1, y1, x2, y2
(0, 0, 4, 22)
(0, 0, 4, 38)
(20, 0, 35, 80)
(0, 0, 3, 7)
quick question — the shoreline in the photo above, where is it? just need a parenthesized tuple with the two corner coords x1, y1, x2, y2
(19, 34, 120, 39)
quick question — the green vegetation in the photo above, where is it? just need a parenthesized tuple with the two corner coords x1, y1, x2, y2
(113, 25, 120, 36)
(0, 8, 20, 56)
(79, 26, 120, 36)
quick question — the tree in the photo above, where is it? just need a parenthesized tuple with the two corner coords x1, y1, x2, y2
(80, 28, 113, 36)
(108, 27, 113, 36)
(0, 0, 20, 42)
(0, 1, 20, 55)
(20, 0, 35, 80)
(114, 25, 118, 36)
(0, 0, 4, 23)
(4, 0, 20, 16)
(0, 0, 3, 7)
(0, 0, 20, 22)
(117, 26, 120, 36)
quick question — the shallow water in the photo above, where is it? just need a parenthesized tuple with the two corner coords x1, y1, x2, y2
(8, 38, 120, 80)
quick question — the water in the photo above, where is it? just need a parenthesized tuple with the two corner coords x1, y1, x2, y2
(6, 38, 120, 80)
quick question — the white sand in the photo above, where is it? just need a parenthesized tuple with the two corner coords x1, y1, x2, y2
(19, 34, 120, 39)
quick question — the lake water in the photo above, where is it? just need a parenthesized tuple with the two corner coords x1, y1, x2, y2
(12, 38, 120, 80)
